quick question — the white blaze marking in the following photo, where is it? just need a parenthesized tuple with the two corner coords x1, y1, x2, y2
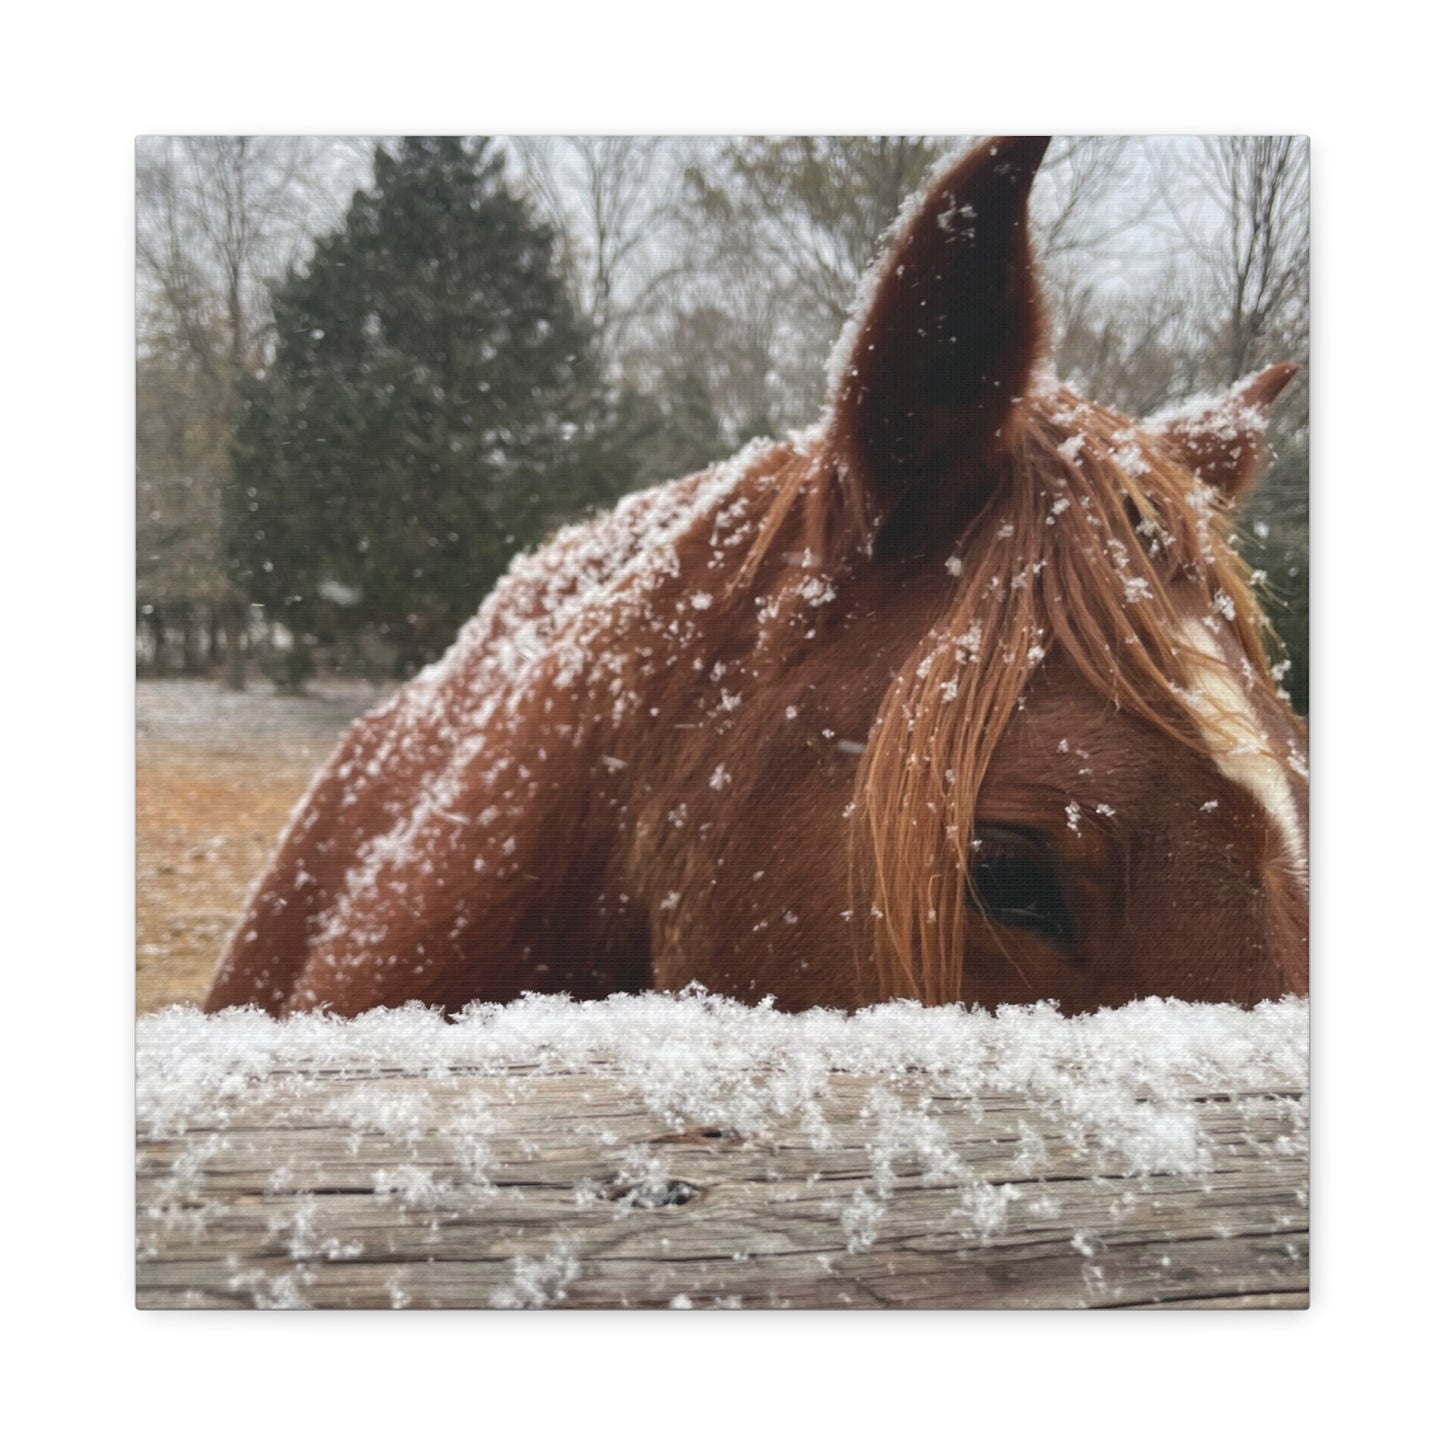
(1179, 619, 1307, 873)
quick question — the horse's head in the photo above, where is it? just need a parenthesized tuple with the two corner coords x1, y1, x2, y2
(785, 136, 1307, 1010)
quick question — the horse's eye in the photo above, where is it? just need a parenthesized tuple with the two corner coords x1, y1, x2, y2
(968, 827, 1075, 948)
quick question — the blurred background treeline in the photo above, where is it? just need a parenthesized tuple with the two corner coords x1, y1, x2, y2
(136, 136, 1308, 710)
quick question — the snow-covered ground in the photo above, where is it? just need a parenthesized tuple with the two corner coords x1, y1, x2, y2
(135, 675, 393, 754)
(136, 677, 399, 1012)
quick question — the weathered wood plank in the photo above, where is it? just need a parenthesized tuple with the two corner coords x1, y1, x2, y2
(137, 1064, 1307, 1309)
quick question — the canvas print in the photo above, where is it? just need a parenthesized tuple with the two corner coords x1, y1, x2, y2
(136, 135, 1309, 1308)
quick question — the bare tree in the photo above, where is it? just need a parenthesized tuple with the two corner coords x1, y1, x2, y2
(642, 137, 950, 432)
(1156, 136, 1309, 389)
(685, 137, 950, 326)
(1047, 138, 1308, 421)
(1132, 136, 1311, 707)
(1217, 137, 1309, 384)
(1053, 273, 1203, 417)
(137, 138, 365, 383)
(1032, 136, 1168, 268)
(513, 137, 693, 362)
(1031, 138, 1199, 411)
(136, 137, 369, 684)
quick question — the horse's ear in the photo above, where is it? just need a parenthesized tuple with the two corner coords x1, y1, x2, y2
(827, 136, 1050, 556)
(1150, 363, 1300, 498)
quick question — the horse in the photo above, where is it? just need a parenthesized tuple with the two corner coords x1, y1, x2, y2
(204, 135, 1308, 1019)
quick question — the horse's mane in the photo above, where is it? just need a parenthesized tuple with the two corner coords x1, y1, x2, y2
(737, 386, 1296, 1004)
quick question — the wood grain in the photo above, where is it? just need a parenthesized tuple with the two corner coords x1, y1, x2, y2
(136, 1062, 1307, 1309)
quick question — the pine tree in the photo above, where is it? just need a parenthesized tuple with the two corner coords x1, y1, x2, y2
(229, 137, 616, 674)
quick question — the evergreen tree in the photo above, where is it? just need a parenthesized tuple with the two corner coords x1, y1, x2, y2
(229, 137, 618, 674)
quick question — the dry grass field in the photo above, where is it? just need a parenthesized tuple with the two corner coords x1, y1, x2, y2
(135, 677, 393, 1015)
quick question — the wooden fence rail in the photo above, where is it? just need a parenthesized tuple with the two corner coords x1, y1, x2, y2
(137, 1056, 1307, 1309)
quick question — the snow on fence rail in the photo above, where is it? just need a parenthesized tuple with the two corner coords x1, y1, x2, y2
(136, 992, 1308, 1309)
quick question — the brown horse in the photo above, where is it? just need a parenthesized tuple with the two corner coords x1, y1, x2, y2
(205, 136, 1307, 1019)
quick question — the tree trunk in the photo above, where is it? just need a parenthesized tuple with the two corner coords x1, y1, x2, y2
(181, 603, 206, 675)
(147, 609, 169, 676)
(220, 596, 247, 692)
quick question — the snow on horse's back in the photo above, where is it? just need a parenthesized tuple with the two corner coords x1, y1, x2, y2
(205, 136, 1307, 1018)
